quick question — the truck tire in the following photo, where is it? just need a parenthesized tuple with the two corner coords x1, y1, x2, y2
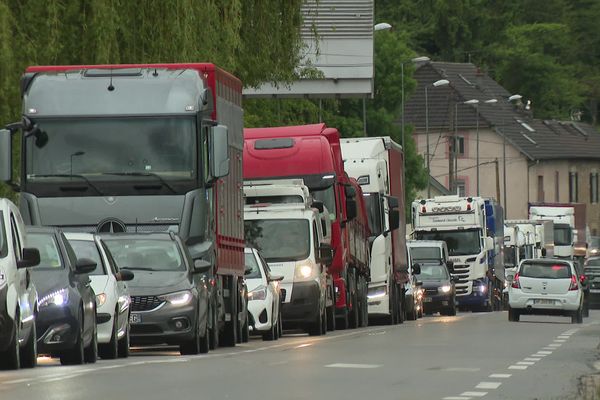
(308, 306, 324, 336)
(326, 283, 336, 331)
(348, 272, 359, 329)
(508, 307, 520, 322)
(220, 277, 238, 347)
(209, 301, 219, 350)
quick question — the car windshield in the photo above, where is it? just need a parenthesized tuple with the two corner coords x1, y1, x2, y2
(244, 253, 262, 279)
(68, 240, 106, 275)
(410, 246, 441, 262)
(586, 258, 600, 267)
(245, 219, 310, 262)
(416, 229, 481, 256)
(554, 225, 572, 246)
(25, 117, 196, 182)
(26, 233, 63, 269)
(416, 264, 449, 280)
(103, 238, 185, 271)
(520, 262, 571, 279)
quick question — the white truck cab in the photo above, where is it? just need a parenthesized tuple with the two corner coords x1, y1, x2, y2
(244, 191, 333, 336)
(0, 198, 41, 369)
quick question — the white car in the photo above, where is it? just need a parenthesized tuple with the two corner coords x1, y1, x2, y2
(65, 233, 134, 358)
(508, 258, 583, 323)
(245, 247, 283, 341)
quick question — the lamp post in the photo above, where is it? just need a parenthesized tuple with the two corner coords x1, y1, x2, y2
(498, 94, 522, 214)
(70, 151, 85, 179)
(425, 79, 450, 197)
(369, 22, 394, 137)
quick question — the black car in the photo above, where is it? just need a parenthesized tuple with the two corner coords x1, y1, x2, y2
(102, 232, 211, 355)
(415, 261, 458, 316)
(26, 227, 98, 365)
(584, 257, 600, 310)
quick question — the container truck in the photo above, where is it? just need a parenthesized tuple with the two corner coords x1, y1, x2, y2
(244, 124, 371, 329)
(412, 196, 495, 312)
(341, 137, 407, 324)
(0, 63, 246, 348)
(484, 199, 504, 310)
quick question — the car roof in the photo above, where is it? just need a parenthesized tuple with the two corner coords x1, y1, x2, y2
(99, 232, 177, 241)
(64, 232, 96, 241)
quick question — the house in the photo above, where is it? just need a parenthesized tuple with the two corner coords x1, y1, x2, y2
(404, 62, 600, 234)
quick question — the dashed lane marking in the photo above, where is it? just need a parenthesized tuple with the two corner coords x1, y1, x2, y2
(443, 397, 472, 400)
(548, 343, 562, 348)
(524, 358, 541, 362)
(461, 391, 488, 397)
(508, 365, 528, 370)
(517, 361, 535, 366)
(325, 363, 382, 369)
(475, 382, 502, 390)
(489, 374, 511, 378)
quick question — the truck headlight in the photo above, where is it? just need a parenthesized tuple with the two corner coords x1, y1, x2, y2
(440, 285, 451, 293)
(39, 288, 69, 308)
(248, 285, 267, 301)
(294, 262, 318, 282)
(159, 290, 193, 306)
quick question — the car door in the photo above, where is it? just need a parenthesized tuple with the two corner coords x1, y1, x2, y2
(258, 251, 279, 319)
(182, 240, 208, 325)
(100, 240, 128, 330)
(63, 234, 95, 340)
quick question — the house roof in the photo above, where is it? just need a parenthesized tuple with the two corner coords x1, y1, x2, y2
(404, 62, 600, 161)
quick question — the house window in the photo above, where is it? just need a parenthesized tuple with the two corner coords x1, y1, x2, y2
(569, 171, 578, 202)
(449, 136, 465, 156)
(537, 175, 544, 202)
(591, 172, 598, 203)
(555, 171, 560, 202)
(455, 179, 466, 197)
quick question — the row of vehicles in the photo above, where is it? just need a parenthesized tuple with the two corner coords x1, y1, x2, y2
(0, 63, 417, 369)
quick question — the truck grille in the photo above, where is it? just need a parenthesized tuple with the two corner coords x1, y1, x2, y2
(452, 264, 472, 296)
(131, 296, 164, 312)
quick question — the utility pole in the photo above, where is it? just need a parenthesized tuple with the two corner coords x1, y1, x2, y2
(503, 133, 507, 215)
(495, 158, 501, 203)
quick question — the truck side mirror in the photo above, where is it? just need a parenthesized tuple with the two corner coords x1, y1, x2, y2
(446, 260, 454, 273)
(484, 237, 494, 251)
(345, 198, 357, 221)
(412, 263, 421, 275)
(209, 125, 230, 179)
(0, 129, 11, 183)
(389, 209, 400, 231)
(311, 201, 324, 213)
(317, 243, 334, 265)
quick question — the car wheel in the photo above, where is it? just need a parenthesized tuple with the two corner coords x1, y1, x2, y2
(262, 311, 277, 341)
(209, 302, 219, 350)
(0, 310, 21, 370)
(572, 307, 584, 324)
(99, 311, 119, 359)
(118, 317, 130, 358)
(199, 315, 210, 354)
(84, 319, 98, 364)
(61, 315, 85, 365)
(180, 314, 202, 355)
(277, 308, 283, 338)
(20, 317, 37, 369)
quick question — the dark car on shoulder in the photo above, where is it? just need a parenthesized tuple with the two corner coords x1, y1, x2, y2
(584, 256, 600, 310)
(101, 232, 211, 355)
(415, 261, 458, 316)
(26, 226, 98, 365)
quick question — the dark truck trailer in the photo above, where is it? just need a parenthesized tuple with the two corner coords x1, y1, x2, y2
(0, 63, 245, 347)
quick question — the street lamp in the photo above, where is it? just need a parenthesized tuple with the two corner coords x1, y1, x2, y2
(498, 94, 522, 215)
(368, 22, 394, 136)
(70, 151, 85, 179)
(425, 79, 450, 197)
(374, 22, 392, 31)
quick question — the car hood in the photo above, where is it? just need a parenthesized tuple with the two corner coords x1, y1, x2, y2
(30, 269, 69, 298)
(421, 279, 451, 289)
(127, 270, 191, 295)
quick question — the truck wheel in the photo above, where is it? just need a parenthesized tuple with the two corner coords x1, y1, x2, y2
(308, 305, 324, 336)
(209, 301, 219, 350)
(0, 311, 21, 370)
(348, 273, 359, 329)
(508, 307, 520, 322)
(221, 278, 238, 347)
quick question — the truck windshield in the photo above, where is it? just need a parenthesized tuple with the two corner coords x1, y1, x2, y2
(244, 219, 310, 262)
(25, 117, 197, 182)
(311, 185, 336, 221)
(554, 224, 572, 246)
(416, 229, 482, 256)
(410, 246, 441, 261)
(363, 193, 382, 236)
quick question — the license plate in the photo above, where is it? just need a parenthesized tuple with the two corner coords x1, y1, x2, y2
(424, 297, 432, 303)
(533, 299, 554, 305)
(130, 313, 142, 324)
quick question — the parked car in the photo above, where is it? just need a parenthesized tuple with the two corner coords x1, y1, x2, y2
(26, 226, 98, 365)
(244, 247, 283, 341)
(507, 258, 583, 323)
(0, 199, 40, 370)
(584, 256, 600, 309)
(415, 261, 457, 316)
(66, 232, 134, 359)
(102, 232, 211, 355)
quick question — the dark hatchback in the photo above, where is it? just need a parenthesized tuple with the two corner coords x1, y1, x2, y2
(26, 227, 98, 365)
(102, 232, 211, 355)
(584, 257, 600, 309)
(416, 261, 458, 316)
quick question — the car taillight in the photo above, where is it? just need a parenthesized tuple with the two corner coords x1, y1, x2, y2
(511, 273, 521, 289)
(579, 274, 586, 283)
(569, 275, 579, 291)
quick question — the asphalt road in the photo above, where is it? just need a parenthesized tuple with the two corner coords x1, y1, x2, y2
(1, 311, 600, 400)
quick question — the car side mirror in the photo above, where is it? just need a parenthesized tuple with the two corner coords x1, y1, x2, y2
(317, 243, 334, 265)
(0, 129, 11, 183)
(194, 259, 212, 274)
(244, 266, 253, 275)
(117, 269, 135, 281)
(311, 201, 324, 213)
(75, 258, 97, 274)
(412, 263, 421, 275)
(269, 275, 284, 282)
(446, 260, 454, 273)
(209, 125, 230, 179)
(17, 247, 40, 269)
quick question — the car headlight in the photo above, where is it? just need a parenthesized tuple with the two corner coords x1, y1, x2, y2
(440, 285, 451, 293)
(294, 261, 318, 282)
(248, 285, 267, 301)
(39, 288, 69, 308)
(117, 295, 131, 313)
(96, 293, 107, 307)
(159, 290, 193, 306)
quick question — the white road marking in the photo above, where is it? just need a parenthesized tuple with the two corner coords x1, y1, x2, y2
(554, 339, 566, 343)
(548, 343, 562, 347)
(532, 353, 548, 357)
(489, 374, 511, 378)
(509, 365, 528, 370)
(524, 358, 541, 362)
(295, 343, 312, 348)
(443, 397, 472, 400)
(543, 347, 556, 350)
(517, 361, 535, 365)
(461, 391, 488, 397)
(537, 351, 553, 355)
(325, 363, 382, 369)
(476, 382, 501, 389)
(557, 336, 570, 339)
